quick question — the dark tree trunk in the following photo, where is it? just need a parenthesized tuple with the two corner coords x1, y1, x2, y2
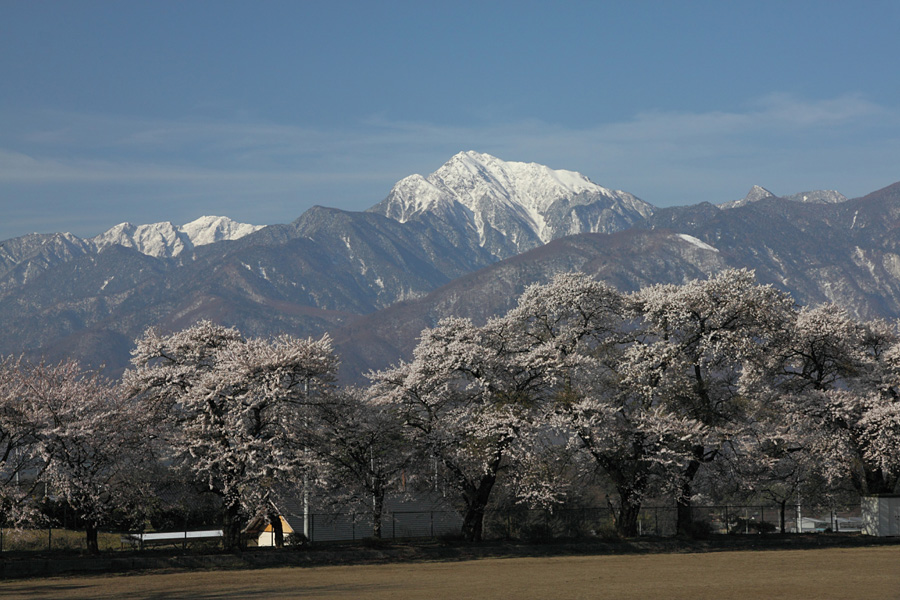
(267, 510, 284, 548)
(608, 485, 642, 538)
(85, 524, 100, 555)
(460, 473, 496, 542)
(861, 466, 896, 497)
(675, 494, 693, 536)
(606, 474, 642, 537)
(371, 484, 385, 539)
(779, 499, 787, 534)
(222, 500, 245, 552)
(676, 455, 702, 536)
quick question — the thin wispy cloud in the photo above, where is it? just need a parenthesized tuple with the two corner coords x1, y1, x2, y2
(7, 93, 888, 166)
(1, 93, 898, 239)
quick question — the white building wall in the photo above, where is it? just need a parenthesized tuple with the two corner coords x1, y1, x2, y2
(862, 496, 900, 536)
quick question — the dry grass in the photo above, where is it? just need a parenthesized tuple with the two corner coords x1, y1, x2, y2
(0, 528, 123, 553)
(2, 546, 899, 599)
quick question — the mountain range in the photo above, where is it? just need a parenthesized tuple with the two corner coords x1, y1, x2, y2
(2, 150, 899, 382)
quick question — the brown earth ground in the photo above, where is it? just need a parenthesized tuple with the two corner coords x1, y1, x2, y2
(2, 545, 899, 600)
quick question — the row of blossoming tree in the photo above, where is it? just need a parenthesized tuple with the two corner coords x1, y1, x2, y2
(1, 269, 899, 552)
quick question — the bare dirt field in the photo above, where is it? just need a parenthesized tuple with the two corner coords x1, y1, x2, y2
(2, 546, 898, 600)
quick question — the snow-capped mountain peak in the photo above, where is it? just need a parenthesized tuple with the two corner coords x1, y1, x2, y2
(92, 221, 186, 258)
(92, 216, 263, 258)
(179, 216, 265, 247)
(745, 185, 776, 203)
(719, 185, 848, 210)
(370, 151, 653, 258)
(433, 151, 606, 211)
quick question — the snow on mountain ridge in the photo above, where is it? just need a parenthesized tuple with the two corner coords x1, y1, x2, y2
(372, 151, 653, 250)
(782, 190, 847, 205)
(93, 222, 186, 258)
(179, 216, 265, 247)
(434, 151, 605, 210)
(431, 151, 605, 241)
(416, 151, 615, 216)
(677, 233, 719, 252)
(92, 216, 263, 258)
(719, 186, 848, 210)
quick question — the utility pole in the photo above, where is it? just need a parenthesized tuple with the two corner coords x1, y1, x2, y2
(303, 377, 310, 541)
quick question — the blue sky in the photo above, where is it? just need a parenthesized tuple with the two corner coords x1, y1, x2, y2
(2, 1, 900, 241)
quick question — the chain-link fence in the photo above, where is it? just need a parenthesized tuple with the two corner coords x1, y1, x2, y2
(480, 503, 863, 541)
(632, 504, 862, 537)
(0, 501, 865, 554)
(255, 509, 464, 545)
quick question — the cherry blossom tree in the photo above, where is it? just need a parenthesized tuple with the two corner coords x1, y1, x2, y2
(556, 395, 705, 536)
(372, 313, 556, 542)
(503, 273, 705, 536)
(348, 269, 900, 543)
(27, 360, 153, 554)
(501, 272, 628, 362)
(307, 386, 413, 539)
(0, 356, 44, 527)
(377, 271, 793, 539)
(625, 269, 793, 534)
(125, 321, 338, 551)
(775, 304, 873, 395)
(699, 424, 823, 533)
(771, 306, 900, 496)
